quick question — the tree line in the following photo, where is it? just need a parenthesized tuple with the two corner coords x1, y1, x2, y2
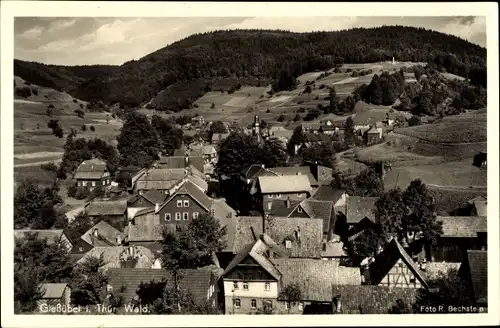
(14, 26, 486, 111)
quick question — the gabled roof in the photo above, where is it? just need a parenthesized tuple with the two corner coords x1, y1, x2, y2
(466, 195, 487, 206)
(186, 174, 208, 193)
(140, 189, 168, 205)
(226, 216, 264, 254)
(211, 198, 236, 221)
(258, 175, 312, 194)
(108, 267, 213, 305)
(81, 220, 124, 247)
(39, 283, 69, 299)
(298, 199, 335, 234)
(136, 168, 185, 190)
(222, 239, 282, 281)
(240, 164, 269, 180)
(369, 238, 429, 289)
(272, 258, 361, 302)
(86, 200, 127, 216)
(14, 229, 66, 245)
(77, 246, 155, 271)
(74, 158, 108, 180)
(461, 250, 487, 305)
(264, 216, 323, 258)
(266, 199, 302, 217)
(266, 166, 318, 187)
(437, 216, 487, 238)
(158, 180, 212, 213)
(311, 184, 345, 203)
(346, 196, 378, 224)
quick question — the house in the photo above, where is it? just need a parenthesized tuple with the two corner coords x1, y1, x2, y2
(311, 184, 348, 208)
(336, 196, 378, 241)
(427, 216, 487, 262)
(128, 189, 168, 209)
(472, 152, 487, 169)
(258, 175, 312, 213)
(71, 220, 126, 258)
(288, 199, 337, 241)
(158, 154, 204, 173)
(319, 125, 337, 135)
(268, 162, 333, 188)
(301, 122, 321, 133)
(211, 132, 230, 144)
(107, 267, 219, 309)
(14, 229, 73, 253)
(77, 245, 157, 271)
(470, 199, 487, 217)
(127, 209, 165, 254)
(458, 250, 487, 307)
(272, 258, 361, 314)
(135, 168, 185, 194)
(264, 216, 324, 258)
(367, 238, 429, 289)
(199, 145, 218, 164)
(363, 126, 384, 146)
(221, 239, 283, 314)
(85, 200, 128, 229)
(74, 158, 112, 191)
(36, 283, 71, 309)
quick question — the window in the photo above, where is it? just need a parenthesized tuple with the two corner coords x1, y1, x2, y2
(183, 212, 189, 221)
(276, 193, 281, 198)
(297, 193, 302, 197)
(211, 209, 215, 216)
(92, 181, 96, 187)
(175, 212, 181, 221)
(79, 247, 84, 252)
(176, 200, 183, 207)
(193, 212, 199, 219)
(297, 207, 303, 213)
(165, 213, 171, 221)
(251, 299, 257, 309)
(269, 194, 273, 198)
(285, 302, 289, 310)
(183, 200, 189, 207)
(298, 303, 303, 311)
(234, 299, 241, 308)
(243, 282, 249, 291)
(285, 240, 292, 249)
(264, 282, 271, 291)
(82, 181, 87, 186)
(78, 181, 81, 186)
(106, 284, 113, 292)
(233, 282, 238, 290)
(263, 300, 272, 310)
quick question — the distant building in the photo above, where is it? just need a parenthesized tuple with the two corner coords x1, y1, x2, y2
(458, 250, 487, 308)
(85, 199, 128, 226)
(363, 126, 384, 146)
(71, 220, 126, 259)
(257, 175, 312, 214)
(74, 158, 112, 192)
(135, 168, 185, 194)
(77, 245, 157, 271)
(211, 133, 230, 145)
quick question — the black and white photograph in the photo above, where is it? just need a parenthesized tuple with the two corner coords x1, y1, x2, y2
(1, 1, 498, 327)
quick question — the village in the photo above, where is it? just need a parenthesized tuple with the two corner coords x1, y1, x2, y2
(14, 110, 488, 315)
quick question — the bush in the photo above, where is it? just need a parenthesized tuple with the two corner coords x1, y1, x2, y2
(40, 162, 58, 173)
(211, 103, 215, 108)
(90, 126, 95, 131)
(293, 114, 301, 122)
(81, 124, 87, 131)
(74, 109, 85, 118)
(15, 87, 32, 98)
(277, 114, 286, 122)
(266, 109, 270, 113)
(31, 88, 38, 96)
(408, 115, 422, 126)
(297, 107, 306, 113)
(73, 99, 78, 103)
(79, 103, 84, 109)
(70, 186, 90, 200)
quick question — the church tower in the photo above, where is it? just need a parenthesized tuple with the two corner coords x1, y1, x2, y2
(252, 115, 263, 144)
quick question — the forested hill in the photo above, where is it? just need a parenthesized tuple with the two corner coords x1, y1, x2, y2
(14, 26, 487, 110)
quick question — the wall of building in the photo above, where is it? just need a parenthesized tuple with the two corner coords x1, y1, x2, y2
(77, 176, 111, 190)
(158, 194, 208, 225)
(129, 197, 153, 208)
(263, 192, 307, 202)
(378, 260, 422, 289)
(223, 281, 278, 299)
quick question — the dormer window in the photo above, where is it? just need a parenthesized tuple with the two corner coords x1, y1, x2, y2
(285, 240, 292, 249)
(297, 207, 303, 213)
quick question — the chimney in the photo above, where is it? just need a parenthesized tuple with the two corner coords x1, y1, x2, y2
(296, 226, 301, 242)
(267, 202, 272, 211)
(286, 197, 291, 209)
(93, 228, 99, 238)
(155, 203, 160, 213)
(91, 164, 95, 171)
(116, 234, 122, 245)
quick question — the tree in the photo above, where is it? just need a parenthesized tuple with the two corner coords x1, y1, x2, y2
(14, 178, 63, 229)
(374, 179, 443, 247)
(293, 114, 301, 122)
(70, 254, 108, 306)
(304, 85, 312, 100)
(47, 119, 64, 138)
(261, 137, 288, 168)
(117, 111, 160, 167)
(278, 283, 302, 314)
(14, 264, 44, 313)
(413, 268, 474, 312)
(41, 162, 58, 173)
(344, 116, 356, 145)
(287, 126, 307, 155)
(209, 120, 227, 138)
(350, 226, 385, 262)
(151, 114, 184, 156)
(329, 87, 339, 112)
(277, 114, 286, 122)
(335, 168, 383, 197)
(66, 212, 94, 242)
(216, 132, 261, 180)
(408, 115, 422, 126)
(160, 213, 227, 271)
(301, 141, 336, 168)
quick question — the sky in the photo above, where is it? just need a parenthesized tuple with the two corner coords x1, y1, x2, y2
(14, 16, 487, 66)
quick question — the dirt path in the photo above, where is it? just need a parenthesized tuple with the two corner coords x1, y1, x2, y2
(14, 159, 62, 168)
(426, 184, 487, 190)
